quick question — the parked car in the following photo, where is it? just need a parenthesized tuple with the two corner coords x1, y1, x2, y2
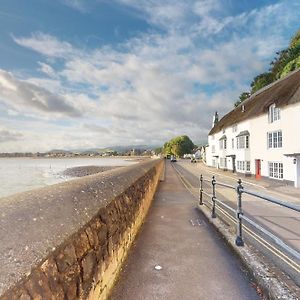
(190, 157, 196, 163)
(171, 155, 177, 162)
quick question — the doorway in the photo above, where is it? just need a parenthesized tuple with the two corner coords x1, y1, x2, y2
(255, 159, 261, 179)
(232, 156, 236, 173)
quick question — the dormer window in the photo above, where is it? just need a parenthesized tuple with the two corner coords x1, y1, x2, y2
(268, 104, 280, 123)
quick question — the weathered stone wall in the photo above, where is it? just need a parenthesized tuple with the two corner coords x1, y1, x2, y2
(0, 159, 163, 300)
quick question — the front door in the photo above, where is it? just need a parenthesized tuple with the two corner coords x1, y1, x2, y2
(255, 159, 261, 179)
(232, 156, 236, 173)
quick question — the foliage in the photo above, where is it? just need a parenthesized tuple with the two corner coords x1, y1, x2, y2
(290, 29, 300, 49)
(234, 92, 251, 107)
(234, 28, 300, 107)
(250, 72, 274, 93)
(163, 135, 195, 157)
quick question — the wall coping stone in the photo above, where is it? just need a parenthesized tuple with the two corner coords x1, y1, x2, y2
(0, 159, 161, 296)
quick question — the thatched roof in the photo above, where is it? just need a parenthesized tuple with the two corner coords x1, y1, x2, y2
(209, 68, 300, 135)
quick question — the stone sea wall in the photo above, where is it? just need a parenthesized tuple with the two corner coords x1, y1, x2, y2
(0, 159, 163, 300)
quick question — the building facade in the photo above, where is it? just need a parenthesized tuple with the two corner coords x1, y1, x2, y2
(206, 69, 300, 188)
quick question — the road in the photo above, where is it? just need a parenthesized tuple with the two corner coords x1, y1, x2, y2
(110, 161, 259, 300)
(172, 159, 300, 286)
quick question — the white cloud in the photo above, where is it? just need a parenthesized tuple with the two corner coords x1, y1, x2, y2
(0, 128, 23, 143)
(13, 32, 76, 58)
(61, 0, 88, 12)
(0, 70, 82, 118)
(1, 0, 300, 151)
(38, 62, 56, 77)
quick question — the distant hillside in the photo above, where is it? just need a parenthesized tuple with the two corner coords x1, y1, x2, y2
(235, 29, 300, 107)
(57, 145, 157, 154)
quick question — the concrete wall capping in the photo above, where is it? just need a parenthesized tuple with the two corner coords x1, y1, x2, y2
(0, 159, 164, 300)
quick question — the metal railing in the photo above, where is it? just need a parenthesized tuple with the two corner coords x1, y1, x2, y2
(199, 174, 300, 260)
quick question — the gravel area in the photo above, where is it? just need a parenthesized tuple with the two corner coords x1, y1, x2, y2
(62, 165, 122, 177)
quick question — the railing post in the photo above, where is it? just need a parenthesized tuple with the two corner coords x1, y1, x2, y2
(211, 176, 216, 218)
(199, 174, 203, 205)
(235, 179, 244, 246)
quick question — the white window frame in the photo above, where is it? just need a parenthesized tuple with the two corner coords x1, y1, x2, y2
(267, 131, 282, 149)
(268, 162, 283, 179)
(219, 139, 227, 150)
(237, 135, 249, 149)
(246, 161, 250, 172)
(220, 158, 227, 168)
(236, 160, 250, 172)
(268, 104, 280, 123)
(212, 159, 216, 167)
(211, 145, 215, 153)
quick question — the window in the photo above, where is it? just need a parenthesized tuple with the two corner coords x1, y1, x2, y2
(220, 158, 227, 168)
(237, 135, 249, 149)
(246, 161, 250, 172)
(211, 145, 215, 153)
(232, 138, 234, 149)
(268, 104, 280, 123)
(212, 159, 216, 167)
(219, 139, 227, 150)
(232, 124, 237, 132)
(268, 162, 283, 179)
(267, 131, 282, 148)
(211, 135, 215, 140)
(236, 160, 250, 172)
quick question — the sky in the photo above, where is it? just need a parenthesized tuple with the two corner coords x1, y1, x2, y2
(0, 0, 300, 152)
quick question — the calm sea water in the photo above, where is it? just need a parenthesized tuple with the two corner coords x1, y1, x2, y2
(0, 157, 136, 198)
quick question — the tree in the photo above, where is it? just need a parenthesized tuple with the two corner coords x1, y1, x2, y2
(163, 135, 195, 157)
(250, 72, 274, 93)
(234, 92, 251, 107)
(233, 28, 300, 107)
(290, 29, 300, 49)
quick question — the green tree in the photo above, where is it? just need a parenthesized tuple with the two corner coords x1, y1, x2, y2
(233, 28, 300, 107)
(290, 29, 300, 49)
(163, 135, 195, 157)
(234, 92, 251, 107)
(250, 72, 274, 93)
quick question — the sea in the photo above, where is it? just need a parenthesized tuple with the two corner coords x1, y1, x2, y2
(0, 157, 136, 198)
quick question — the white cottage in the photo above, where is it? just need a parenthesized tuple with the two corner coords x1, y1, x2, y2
(206, 68, 300, 188)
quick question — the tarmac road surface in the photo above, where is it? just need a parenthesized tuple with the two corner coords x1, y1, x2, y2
(173, 160, 300, 286)
(110, 161, 259, 300)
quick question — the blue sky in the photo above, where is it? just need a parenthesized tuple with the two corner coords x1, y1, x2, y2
(0, 0, 299, 151)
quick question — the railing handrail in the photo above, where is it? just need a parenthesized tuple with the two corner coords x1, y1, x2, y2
(203, 176, 299, 212)
(242, 187, 300, 212)
(241, 214, 300, 261)
(199, 174, 300, 262)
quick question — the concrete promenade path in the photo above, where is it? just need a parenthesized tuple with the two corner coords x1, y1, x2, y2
(110, 162, 259, 300)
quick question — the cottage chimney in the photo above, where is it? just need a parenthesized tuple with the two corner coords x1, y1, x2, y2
(212, 111, 219, 127)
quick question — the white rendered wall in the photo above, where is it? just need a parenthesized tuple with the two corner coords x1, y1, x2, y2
(250, 102, 300, 183)
(207, 102, 300, 185)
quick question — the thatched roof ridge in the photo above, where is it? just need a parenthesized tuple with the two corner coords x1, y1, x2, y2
(209, 68, 300, 135)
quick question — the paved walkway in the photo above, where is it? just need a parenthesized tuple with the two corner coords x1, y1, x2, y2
(110, 162, 259, 300)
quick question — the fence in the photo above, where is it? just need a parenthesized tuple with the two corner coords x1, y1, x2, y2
(199, 174, 300, 261)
